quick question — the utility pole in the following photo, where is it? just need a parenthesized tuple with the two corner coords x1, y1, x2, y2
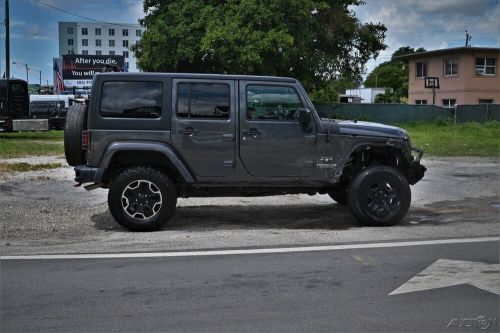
(5, 0, 10, 78)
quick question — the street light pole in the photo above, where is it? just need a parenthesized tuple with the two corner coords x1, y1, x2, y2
(12, 61, 29, 84)
(28, 67, 42, 94)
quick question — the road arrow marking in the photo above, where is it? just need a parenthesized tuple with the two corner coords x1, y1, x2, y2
(389, 259, 500, 296)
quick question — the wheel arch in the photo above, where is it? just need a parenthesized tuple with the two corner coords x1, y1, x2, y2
(335, 138, 414, 185)
(99, 141, 195, 184)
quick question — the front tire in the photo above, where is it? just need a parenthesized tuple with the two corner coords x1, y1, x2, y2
(108, 167, 177, 231)
(328, 188, 348, 206)
(348, 165, 411, 226)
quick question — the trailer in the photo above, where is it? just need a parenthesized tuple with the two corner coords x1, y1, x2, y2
(30, 94, 76, 130)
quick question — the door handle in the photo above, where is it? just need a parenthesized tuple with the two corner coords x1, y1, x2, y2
(180, 127, 199, 135)
(242, 128, 263, 137)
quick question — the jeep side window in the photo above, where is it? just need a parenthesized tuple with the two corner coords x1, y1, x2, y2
(100, 81, 163, 118)
(246, 85, 303, 121)
(176, 83, 230, 119)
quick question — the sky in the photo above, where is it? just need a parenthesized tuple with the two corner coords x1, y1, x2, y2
(0, 0, 499, 85)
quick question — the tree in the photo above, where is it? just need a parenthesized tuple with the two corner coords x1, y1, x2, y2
(308, 77, 357, 103)
(132, 0, 386, 91)
(374, 88, 399, 103)
(364, 46, 425, 102)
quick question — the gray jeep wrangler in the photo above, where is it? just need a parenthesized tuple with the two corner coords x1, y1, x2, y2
(64, 73, 426, 231)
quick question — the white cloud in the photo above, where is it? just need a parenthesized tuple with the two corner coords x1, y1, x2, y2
(353, 0, 500, 74)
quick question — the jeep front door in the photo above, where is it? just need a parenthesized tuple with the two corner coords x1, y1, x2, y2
(171, 79, 236, 177)
(239, 82, 316, 177)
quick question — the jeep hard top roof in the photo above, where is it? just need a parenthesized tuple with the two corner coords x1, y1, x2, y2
(94, 72, 298, 83)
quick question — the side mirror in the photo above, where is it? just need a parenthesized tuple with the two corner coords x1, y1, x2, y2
(297, 108, 313, 132)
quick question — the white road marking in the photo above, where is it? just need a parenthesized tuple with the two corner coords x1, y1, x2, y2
(390, 259, 500, 296)
(0, 236, 498, 260)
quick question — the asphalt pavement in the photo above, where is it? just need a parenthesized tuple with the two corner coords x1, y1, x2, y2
(1, 238, 498, 332)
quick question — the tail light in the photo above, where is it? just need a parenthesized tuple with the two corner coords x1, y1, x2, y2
(82, 130, 90, 150)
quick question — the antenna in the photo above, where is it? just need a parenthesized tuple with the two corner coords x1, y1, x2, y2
(465, 30, 472, 47)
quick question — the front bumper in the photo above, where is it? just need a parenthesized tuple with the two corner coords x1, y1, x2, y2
(74, 165, 105, 184)
(407, 146, 426, 185)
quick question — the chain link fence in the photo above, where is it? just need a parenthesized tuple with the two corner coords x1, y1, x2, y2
(314, 103, 500, 124)
(454, 104, 500, 123)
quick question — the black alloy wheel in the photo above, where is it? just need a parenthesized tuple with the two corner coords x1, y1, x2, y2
(108, 167, 177, 231)
(348, 165, 411, 226)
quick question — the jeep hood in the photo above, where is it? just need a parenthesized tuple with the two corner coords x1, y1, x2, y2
(336, 120, 409, 140)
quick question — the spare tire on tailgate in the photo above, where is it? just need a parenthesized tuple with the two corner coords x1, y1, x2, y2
(64, 103, 88, 166)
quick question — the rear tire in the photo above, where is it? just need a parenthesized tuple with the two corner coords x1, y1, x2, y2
(348, 165, 410, 226)
(64, 104, 88, 166)
(108, 167, 177, 231)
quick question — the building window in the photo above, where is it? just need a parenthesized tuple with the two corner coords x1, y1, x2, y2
(82, 27, 88, 35)
(95, 28, 101, 36)
(444, 59, 458, 76)
(96, 39, 102, 47)
(123, 51, 129, 58)
(109, 28, 115, 36)
(68, 38, 73, 46)
(96, 50, 102, 55)
(416, 62, 428, 78)
(136, 29, 142, 37)
(415, 100, 427, 105)
(82, 39, 88, 46)
(123, 40, 129, 48)
(124, 61, 129, 69)
(109, 51, 115, 55)
(478, 99, 494, 104)
(475, 58, 496, 76)
(442, 99, 456, 108)
(177, 83, 230, 119)
(67, 27, 73, 34)
(122, 29, 128, 36)
(109, 40, 115, 47)
(82, 50, 88, 55)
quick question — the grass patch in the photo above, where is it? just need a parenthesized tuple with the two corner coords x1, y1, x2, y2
(401, 121, 500, 156)
(0, 162, 64, 173)
(0, 131, 64, 158)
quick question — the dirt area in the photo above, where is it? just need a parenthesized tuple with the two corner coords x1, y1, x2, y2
(0, 156, 498, 255)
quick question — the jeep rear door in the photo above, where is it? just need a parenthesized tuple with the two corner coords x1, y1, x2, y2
(238, 81, 316, 177)
(171, 79, 236, 177)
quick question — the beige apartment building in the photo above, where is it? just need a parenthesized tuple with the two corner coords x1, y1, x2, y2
(403, 47, 500, 107)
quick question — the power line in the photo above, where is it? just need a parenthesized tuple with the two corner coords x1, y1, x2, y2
(33, 0, 142, 29)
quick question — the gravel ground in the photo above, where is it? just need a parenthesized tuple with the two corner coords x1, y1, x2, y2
(0, 156, 498, 255)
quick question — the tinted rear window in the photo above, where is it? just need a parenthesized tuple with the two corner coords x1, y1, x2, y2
(176, 83, 230, 119)
(100, 81, 163, 118)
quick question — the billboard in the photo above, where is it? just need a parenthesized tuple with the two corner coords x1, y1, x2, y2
(60, 54, 125, 88)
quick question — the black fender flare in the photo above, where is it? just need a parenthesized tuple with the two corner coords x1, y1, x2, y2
(333, 137, 412, 180)
(98, 141, 195, 183)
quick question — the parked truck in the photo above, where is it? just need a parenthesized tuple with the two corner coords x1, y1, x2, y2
(0, 79, 30, 131)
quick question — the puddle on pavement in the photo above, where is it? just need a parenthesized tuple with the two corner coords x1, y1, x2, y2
(405, 196, 498, 226)
(489, 202, 500, 209)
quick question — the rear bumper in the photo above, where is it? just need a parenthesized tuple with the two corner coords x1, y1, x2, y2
(74, 165, 105, 184)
